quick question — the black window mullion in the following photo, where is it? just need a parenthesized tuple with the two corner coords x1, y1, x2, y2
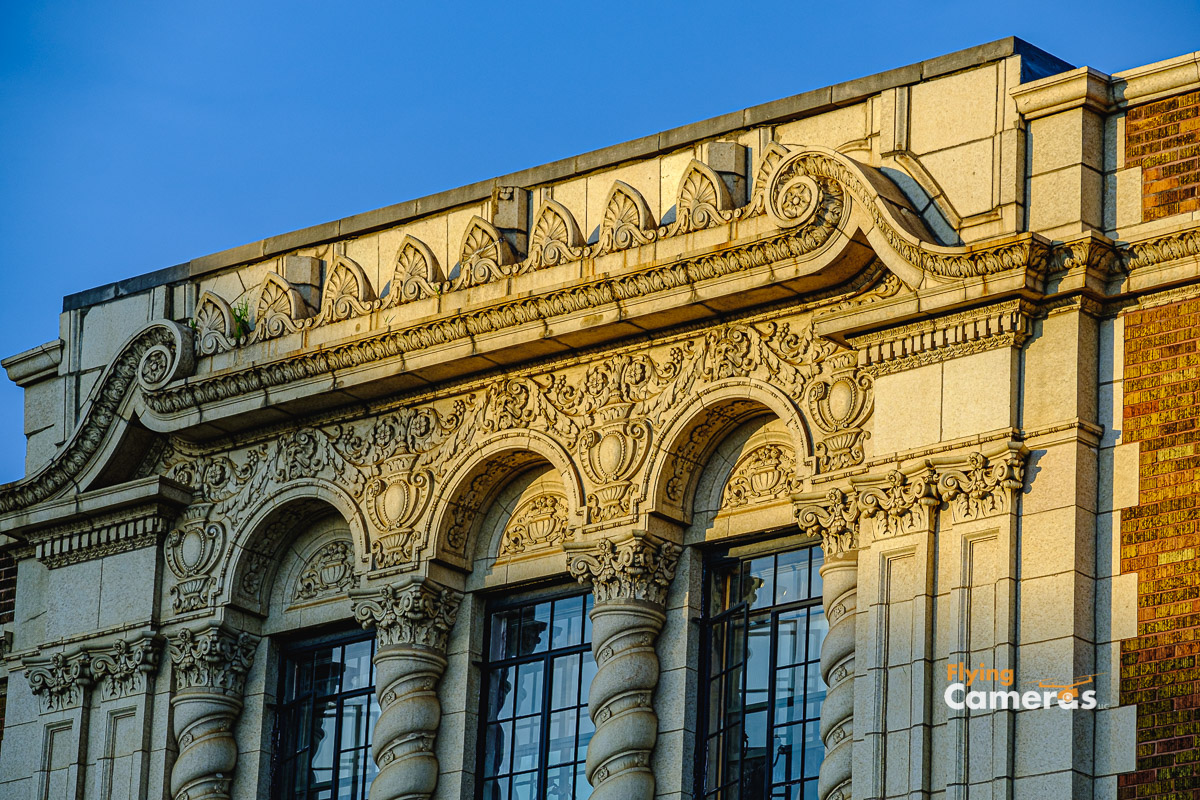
(765, 606, 779, 800)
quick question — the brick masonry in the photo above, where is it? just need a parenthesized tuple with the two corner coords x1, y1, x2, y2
(1126, 90, 1200, 222)
(1119, 297, 1200, 800)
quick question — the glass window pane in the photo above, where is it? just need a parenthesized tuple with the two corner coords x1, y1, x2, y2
(774, 664, 805, 727)
(583, 593, 594, 643)
(775, 548, 810, 605)
(805, 664, 827, 720)
(481, 776, 509, 800)
(551, 653, 581, 710)
(343, 639, 372, 692)
(803, 721, 823, 778)
(747, 555, 776, 610)
(580, 651, 597, 708)
(551, 595, 584, 648)
(489, 666, 516, 720)
(575, 762, 592, 799)
(517, 602, 552, 656)
(806, 608, 828, 664)
(547, 709, 576, 766)
(492, 609, 521, 660)
(338, 748, 365, 800)
(776, 608, 805, 667)
(772, 721, 805, 784)
(483, 721, 512, 777)
(313, 647, 342, 697)
(341, 694, 370, 750)
(311, 700, 337, 773)
(512, 715, 542, 773)
(546, 763, 574, 800)
(746, 618, 772, 698)
(514, 661, 544, 718)
(809, 549, 824, 597)
(577, 707, 595, 762)
(511, 770, 539, 800)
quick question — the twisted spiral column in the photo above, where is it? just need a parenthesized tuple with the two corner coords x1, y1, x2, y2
(352, 578, 462, 800)
(168, 624, 258, 800)
(817, 551, 857, 800)
(566, 531, 680, 800)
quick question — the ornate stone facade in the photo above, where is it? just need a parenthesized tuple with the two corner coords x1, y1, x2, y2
(0, 37, 1195, 800)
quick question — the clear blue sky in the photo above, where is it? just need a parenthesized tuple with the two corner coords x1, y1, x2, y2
(1, 1, 1197, 483)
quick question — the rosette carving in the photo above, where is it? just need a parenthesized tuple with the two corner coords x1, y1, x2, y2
(165, 505, 225, 613)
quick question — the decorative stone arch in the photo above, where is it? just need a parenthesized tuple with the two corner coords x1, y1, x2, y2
(422, 429, 586, 572)
(640, 378, 812, 525)
(218, 478, 371, 615)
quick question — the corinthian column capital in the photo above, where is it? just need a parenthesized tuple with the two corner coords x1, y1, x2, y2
(565, 530, 680, 607)
(351, 577, 462, 652)
(169, 624, 258, 696)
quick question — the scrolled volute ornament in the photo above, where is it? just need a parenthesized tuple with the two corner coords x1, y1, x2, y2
(26, 651, 94, 713)
(794, 487, 860, 557)
(169, 624, 258, 696)
(856, 466, 939, 537)
(351, 579, 462, 651)
(936, 449, 1025, 522)
(565, 531, 680, 606)
(136, 321, 195, 391)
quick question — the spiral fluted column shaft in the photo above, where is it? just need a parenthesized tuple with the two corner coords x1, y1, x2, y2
(566, 531, 680, 800)
(351, 577, 461, 800)
(168, 625, 258, 800)
(817, 552, 857, 800)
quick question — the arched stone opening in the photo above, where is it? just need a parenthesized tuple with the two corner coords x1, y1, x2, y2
(422, 429, 585, 576)
(641, 378, 812, 528)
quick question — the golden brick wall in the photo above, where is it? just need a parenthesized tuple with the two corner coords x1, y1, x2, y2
(1119, 297, 1200, 799)
(1127, 90, 1200, 222)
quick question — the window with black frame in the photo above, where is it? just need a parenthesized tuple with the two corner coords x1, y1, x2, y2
(274, 634, 379, 800)
(478, 591, 596, 800)
(699, 545, 828, 800)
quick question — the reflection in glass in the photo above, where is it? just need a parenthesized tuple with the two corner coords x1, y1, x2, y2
(701, 546, 825, 800)
(480, 594, 593, 800)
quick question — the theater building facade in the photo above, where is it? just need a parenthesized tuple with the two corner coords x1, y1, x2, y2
(2, 37, 1200, 800)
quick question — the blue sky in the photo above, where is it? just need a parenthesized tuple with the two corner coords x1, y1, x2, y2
(0, 1, 1197, 482)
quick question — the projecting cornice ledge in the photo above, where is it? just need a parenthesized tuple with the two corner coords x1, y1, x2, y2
(0, 147, 1196, 522)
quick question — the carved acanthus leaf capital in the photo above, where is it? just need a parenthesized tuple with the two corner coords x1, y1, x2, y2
(92, 634, 163, 699)
(855, 467, 940, 537)
(936, 449, 1025, 522)
(565, 531, 680, 606)
(794, 487, 861, 557)
(169, 624, 258, 696)
(25, 651, 93, 713)
(351, 578, 462, 651)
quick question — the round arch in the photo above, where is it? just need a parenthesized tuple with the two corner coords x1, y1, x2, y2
(421, 429, 586, 572)
(640, 377, 812, 525)
(218, 477, 371, 615)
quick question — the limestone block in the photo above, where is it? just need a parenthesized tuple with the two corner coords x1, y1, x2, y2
(1028, 165, 1104, 235)
(917, 139, 996, 218)
(23, 375, 64, 437)
(1023, 442, 1098, 516)
(1029, 108, 1105, 174)
(1018, 573, 1092, 645)
(1111, 166, 1143, 231)
(776, 102, 870, 153)
(1022, 310, 1099, 428)
(870, 362, 942, 455)
(654, 665, 696, 736)
(1098, 315, 1124, 385)
(47, 558, 102, 641)
(909, 64, 999, 155)
(98, 546, 159, 629)
(658, 150, 695, 223)
(1020, 505, 1095, 580)
(1109, 442, 1140, 510)
(79, 294, 152, 371)
(1013, 705, 1084, 778)
(344, 235, 382, 301)
(1095, 573, 1138, 644)
(1093, 705, 1136, 776)
(25, 427, 61, 475)
(940, 347, 1017, 439)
